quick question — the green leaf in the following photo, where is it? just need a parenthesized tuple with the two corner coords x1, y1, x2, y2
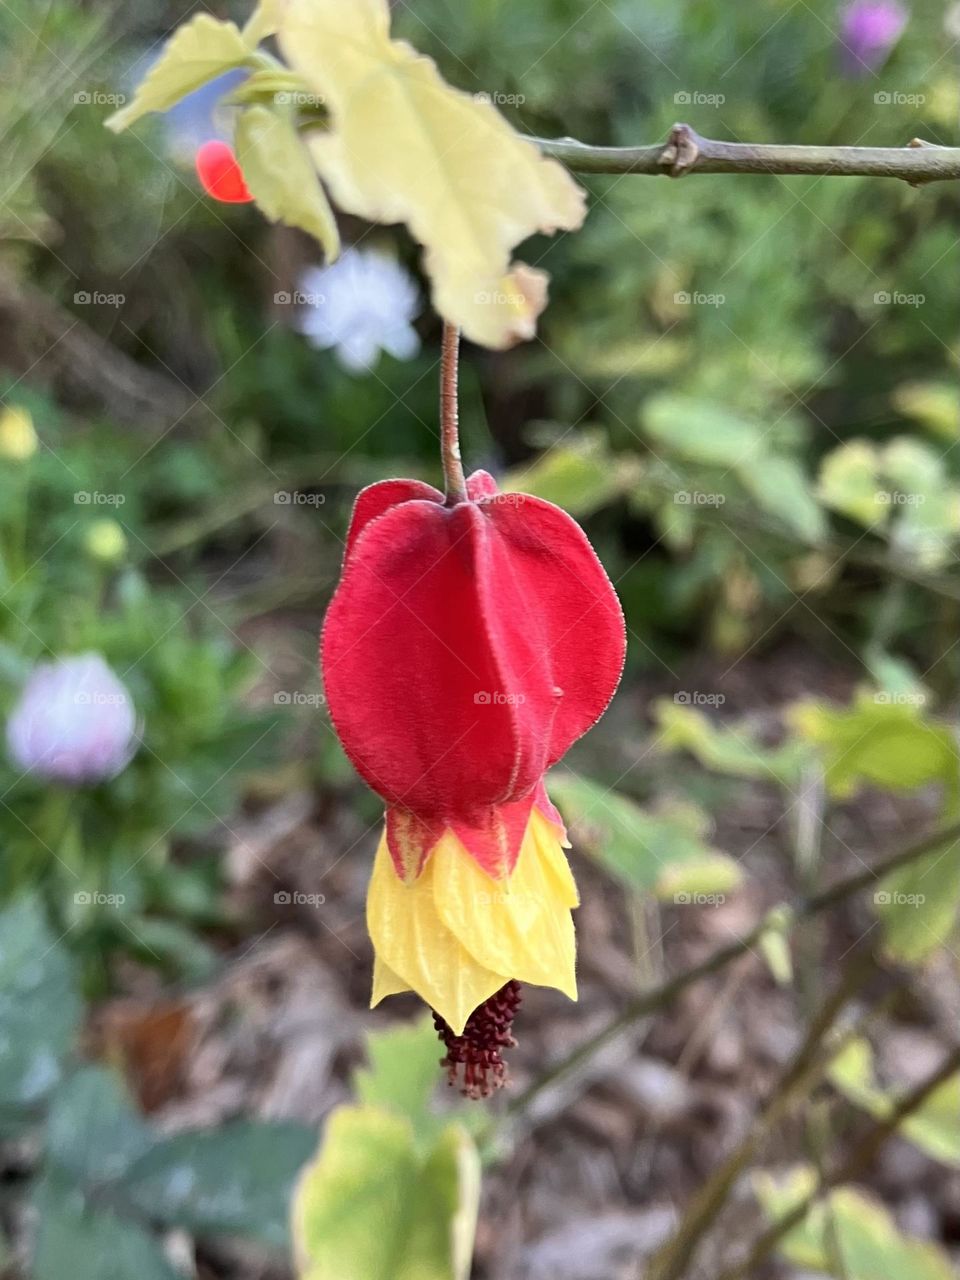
(235, 106, 340, 260)
(549, 772, 742, 899)
(503, 433, 640, 517)
(893, 381, 960, 442)
(33, 1175, 181, 1280)
(791, 692, 959, 799)
(655, 699, 806, 785)
(737, 453, 826, 543)
(46, 1067, 154, 1184)
(401, 1126, 480, 1280)
(293, 1107, 479, 1280)
(124, 1120, 315, 1249)
(877, 836, 960, 961)
(642, 394, 760, 466)
(829, 1038, 960, 1168)
(758, 909, 794, 986)
(106, 15, 256, 133)
(0, 898, 81, 1109)
(819, 441, 885, 527)
(353, 1015, 444, 1148)
(755, 1166, 956, 1280)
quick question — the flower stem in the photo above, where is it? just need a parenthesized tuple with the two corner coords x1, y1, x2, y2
(440, 323, 467, 506)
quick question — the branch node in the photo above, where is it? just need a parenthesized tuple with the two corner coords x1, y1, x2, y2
(659, 122, 700, 177)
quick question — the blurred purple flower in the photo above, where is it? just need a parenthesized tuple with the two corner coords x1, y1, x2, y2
(839, 0, 908, 75)
(163, 69, 249, 163)
(126, 53, 248, 165)
(295, 248, 421, 373)
(6, 653, 138, 785)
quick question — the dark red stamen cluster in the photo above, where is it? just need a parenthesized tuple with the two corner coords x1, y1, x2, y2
(433, 980, 522, 1099)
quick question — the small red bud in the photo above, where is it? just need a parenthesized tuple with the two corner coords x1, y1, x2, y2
(195, 140, 254, 204)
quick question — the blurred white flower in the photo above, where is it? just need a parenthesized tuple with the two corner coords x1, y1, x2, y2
(295, 248, 421, 373)
(7, 653, 139, 785)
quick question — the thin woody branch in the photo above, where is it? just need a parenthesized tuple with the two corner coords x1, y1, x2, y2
(510, 816, 960, 1115)
(532, 123, 960, 185)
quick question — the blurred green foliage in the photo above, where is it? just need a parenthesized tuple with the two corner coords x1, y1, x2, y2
(1, 0, 959, 1277)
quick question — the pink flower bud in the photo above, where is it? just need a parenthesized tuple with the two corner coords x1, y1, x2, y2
(6, 653, 138, 785)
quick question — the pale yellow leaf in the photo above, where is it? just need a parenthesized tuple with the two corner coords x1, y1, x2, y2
(235, 106, 340, 260)
(106, 14, 255, 133)
(277, 0, 585, 348)
(243, 0, 283, 46)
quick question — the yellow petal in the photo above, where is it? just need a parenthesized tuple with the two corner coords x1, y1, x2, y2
(433, 811, 578, 1001)
(366, 835, 508, 1035)
(277, 0, 585, 349)
(531, 807, 580, 909)
(369, 955, 410, 1005)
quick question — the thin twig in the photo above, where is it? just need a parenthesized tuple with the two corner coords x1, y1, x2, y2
(714, 1044, 960, 1280)
(510, 818, 960, 1114)
(533, 125, 960, 185)
(645, 948, 877, 1280)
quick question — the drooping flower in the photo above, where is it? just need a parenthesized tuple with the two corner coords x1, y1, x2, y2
(6, 653, 138, 785)
(839, 0, 908, 75)
(320, 470, 625, 1090)
(295, 248, 420, 373)
(195, 140, 253, 204)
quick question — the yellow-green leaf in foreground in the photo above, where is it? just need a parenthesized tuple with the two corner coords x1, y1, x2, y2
(293, 1106, 479, 1280)
(754, 1166, 955, 1280)
(277, 0, 585, 348)
(235, 106, 339, 260)
(106, 15, 257, 133)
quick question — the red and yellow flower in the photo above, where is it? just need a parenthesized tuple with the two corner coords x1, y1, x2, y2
(321, 469, 624, 1063)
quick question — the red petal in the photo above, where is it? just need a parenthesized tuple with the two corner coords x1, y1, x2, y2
(384, 807, 446, 882)
(534, 779, 566, 836)
(478, 493, 625, 765)
(449, 791, 536, 878)
(466, 469, 499, 501)
(195, 141, 254, 204)
(321, 485, 624, 857)
(343, 478, 442, 561)
(322, 500, 543, 817)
